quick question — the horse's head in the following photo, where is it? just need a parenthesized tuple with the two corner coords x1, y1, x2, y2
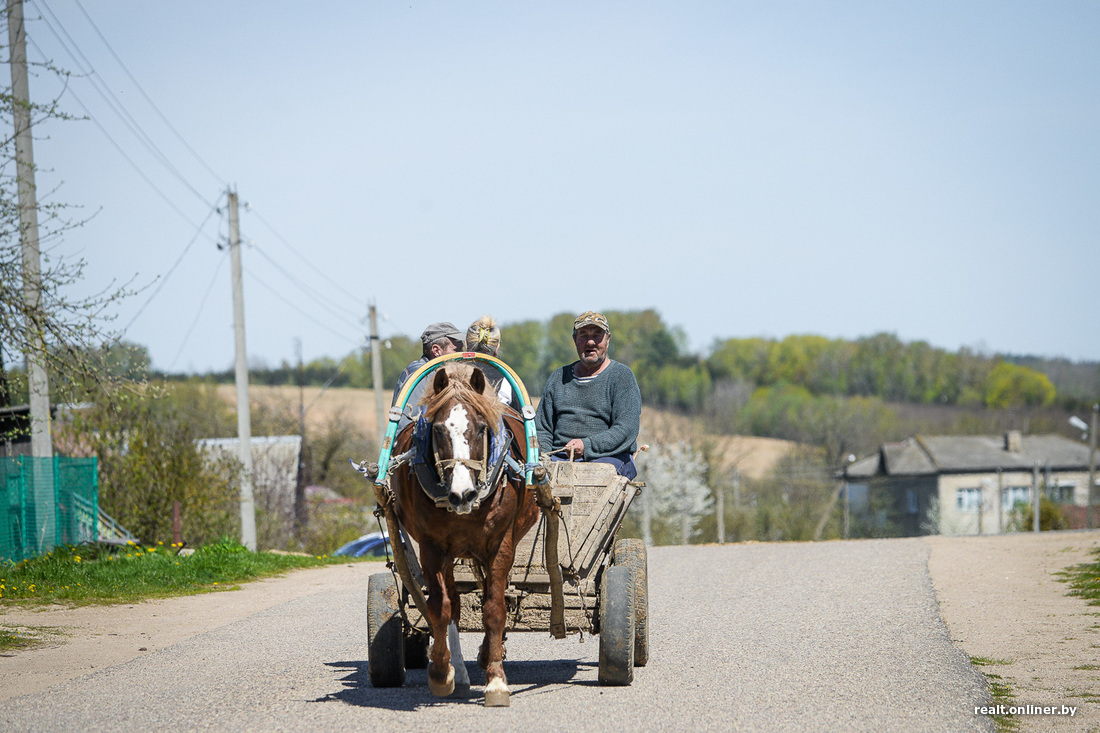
(421, 364, 507, 514)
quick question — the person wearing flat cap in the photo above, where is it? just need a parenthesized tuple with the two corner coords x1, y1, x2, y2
(535, 311, 642, 479)
(391, 321, 465, 428)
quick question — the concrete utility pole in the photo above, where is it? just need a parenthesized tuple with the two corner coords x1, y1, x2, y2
(1032, 462, 1041, 533)
(294, 338, 307, 537)
(369, 303, 386, 442)
(229, 190, 256, 551)
(1089, 405, 1098, 529)
(716, 478, 725, 544)
(7, 0, 52, 460)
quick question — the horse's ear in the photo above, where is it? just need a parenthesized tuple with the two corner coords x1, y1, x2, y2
(433, 367, 450, 394)
(469, 366, 487, 394)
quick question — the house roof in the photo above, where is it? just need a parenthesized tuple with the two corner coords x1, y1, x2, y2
(847, 433, 1092, 478)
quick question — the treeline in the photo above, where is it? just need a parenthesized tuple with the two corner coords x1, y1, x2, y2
(136, 308, 1096, 416)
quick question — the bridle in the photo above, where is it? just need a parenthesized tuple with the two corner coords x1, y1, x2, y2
(412, 408, 512, 512)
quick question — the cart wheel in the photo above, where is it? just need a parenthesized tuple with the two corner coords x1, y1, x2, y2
(404, 628, 430, 670)
(598, 564, 635, 686)
(367, 572, 405, 687)
(613, 538, 649, 667)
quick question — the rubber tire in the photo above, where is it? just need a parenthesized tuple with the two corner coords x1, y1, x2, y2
(598, 564, 635, 686)
(404, 628, 430, 670)
(367, 573, 405, 687)
(613, 538, 649, 667)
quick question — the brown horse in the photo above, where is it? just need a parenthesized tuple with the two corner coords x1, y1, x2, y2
(390, 363, 539, 706)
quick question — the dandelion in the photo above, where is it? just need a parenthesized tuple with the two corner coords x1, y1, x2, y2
(74, 556, 82, 563)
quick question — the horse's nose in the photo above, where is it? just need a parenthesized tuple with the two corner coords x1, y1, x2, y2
(461, 486, 478, 504)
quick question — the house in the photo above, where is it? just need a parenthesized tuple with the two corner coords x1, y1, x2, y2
(844, 431, 1095, 536)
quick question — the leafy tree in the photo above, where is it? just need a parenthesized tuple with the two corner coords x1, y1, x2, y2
(498, 319, 545, 396)
(637, 441, 713, 545)
(61, 384, 240, 545)
(984, 362, 1057, 408)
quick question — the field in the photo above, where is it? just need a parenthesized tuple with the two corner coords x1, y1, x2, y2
(216, 385, 795, 480)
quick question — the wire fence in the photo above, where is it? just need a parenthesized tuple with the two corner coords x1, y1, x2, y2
(0, 456, 98, 562)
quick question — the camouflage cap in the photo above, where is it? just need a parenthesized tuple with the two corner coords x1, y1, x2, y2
(572, 310, 610, 335)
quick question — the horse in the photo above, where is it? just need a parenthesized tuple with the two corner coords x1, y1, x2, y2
(389, 362, 539, 706)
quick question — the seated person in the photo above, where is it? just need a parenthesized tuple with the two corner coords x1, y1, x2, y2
(535, 311, 640, 479)
(465, 315, 522, 413)
(391, 321, 464, 430)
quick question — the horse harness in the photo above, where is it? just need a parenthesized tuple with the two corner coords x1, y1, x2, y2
(410, 411, 521, 512)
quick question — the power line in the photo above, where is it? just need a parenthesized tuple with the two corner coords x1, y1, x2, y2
(28, 36, 220, 245)
(243, 269, 362, 346)
(70, 0, 225, 187)
(120, 198, 222, 336)
(245, 205, 366, 308)
(168, 248, 229, 371)
(246, 242, 364, 333)
(30, 0, 215, 208)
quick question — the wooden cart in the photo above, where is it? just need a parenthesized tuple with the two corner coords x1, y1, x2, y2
(356, 353, 648, 690)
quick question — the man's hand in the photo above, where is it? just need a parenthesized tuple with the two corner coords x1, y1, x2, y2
(564, 439, 585, 458)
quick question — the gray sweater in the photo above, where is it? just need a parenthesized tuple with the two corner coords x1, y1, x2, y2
(535, 360, 641, 459)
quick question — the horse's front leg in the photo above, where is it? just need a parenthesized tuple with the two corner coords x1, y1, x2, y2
(478, 544, 516, 707)
(445, 563, 471, 696)
(421, 548, 456, 697)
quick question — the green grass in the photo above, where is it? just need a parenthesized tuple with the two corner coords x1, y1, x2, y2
(0, 538, 349, 606)
(0, 625, 65, 652)
(971, 657, 1019, 733)
(1057, 546, 1100, 605)
(970, 656, 1013, 666)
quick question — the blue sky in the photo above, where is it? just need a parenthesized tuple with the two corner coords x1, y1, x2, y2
(18, 1, 1100, 373)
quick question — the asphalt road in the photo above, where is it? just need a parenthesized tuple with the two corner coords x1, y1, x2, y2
(0, 539, 992, 732)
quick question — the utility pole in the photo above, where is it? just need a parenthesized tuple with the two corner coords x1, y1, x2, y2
(369, 303, 386, 441)
(294, 338, 307, 538)
(1089, 405, 1098, 529)
(715, 477, 725, 544)
(229, 190, 256, 550)
(1032, 462, 1040, 533)
(8, 0, 51, 460)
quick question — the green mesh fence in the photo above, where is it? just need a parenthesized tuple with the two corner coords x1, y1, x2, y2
(0, 456, 98, 562)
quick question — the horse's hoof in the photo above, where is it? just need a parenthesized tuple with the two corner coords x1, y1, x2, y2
(484, 679, 510, 707)
(453, 681, 471, 698)
(428, 667, 455, 697)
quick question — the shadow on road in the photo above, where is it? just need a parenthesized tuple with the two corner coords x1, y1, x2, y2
(315, 657, 593, 708)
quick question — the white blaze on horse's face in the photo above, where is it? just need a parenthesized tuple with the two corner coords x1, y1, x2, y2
(444, 404, 476, 513)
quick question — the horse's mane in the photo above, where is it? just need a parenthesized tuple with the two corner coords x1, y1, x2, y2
(420, 363, 506, 425)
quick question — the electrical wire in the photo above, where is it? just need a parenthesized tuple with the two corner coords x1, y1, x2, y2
(120, 197, 222, 336)
(243, 269, 363, 346)
(30, 0, 216, 208)
(168, 248, 229, 371)
(70, 0, 225, 187)
(27, 37, 220, 245)
(246, 242, 364, 333)
(245, 205, 367, 308)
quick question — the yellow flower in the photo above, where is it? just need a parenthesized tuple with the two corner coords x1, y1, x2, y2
(74, 556, 82, 563)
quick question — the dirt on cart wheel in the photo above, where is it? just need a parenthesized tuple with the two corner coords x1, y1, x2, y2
(366, 572, 405, 687)
(613, 537, 649, 667)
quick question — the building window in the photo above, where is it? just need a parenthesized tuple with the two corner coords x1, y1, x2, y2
(1002, 486, 1030, 510)
(956, 488, 982, 512)
(906, 489, 919, 515)
(1047, 480, 1076, 504)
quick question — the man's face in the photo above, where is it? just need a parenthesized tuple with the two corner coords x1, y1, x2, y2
(430, 339, 462, 358)
(574, 326, 609, 368)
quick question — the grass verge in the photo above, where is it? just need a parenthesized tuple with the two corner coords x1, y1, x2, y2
(0, 538, 349, 608)
(0, 625, 66, 652)
(971, 656, 1019, 733)
(1057, 545, 1100, 605)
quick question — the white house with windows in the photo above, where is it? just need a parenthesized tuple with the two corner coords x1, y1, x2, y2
(843, 431, 1094, 536)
